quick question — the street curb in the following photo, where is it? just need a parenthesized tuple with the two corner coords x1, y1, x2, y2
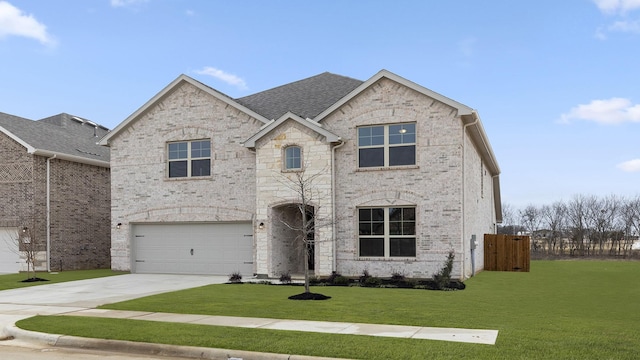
(6, 324, 349, 360)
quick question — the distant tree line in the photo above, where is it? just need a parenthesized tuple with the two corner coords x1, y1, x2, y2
(499, 195, 640, 258)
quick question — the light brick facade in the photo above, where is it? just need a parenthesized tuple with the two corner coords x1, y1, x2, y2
(103, 70, 500, 280)
(108, 82, 262, 271)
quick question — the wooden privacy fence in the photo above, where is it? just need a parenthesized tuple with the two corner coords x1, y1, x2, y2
(484, 234, 530, 272)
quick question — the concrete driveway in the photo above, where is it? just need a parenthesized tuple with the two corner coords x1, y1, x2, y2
(0, 274, 228, 337)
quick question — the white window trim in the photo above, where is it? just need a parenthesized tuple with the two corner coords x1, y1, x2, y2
(358, 206, 417, 259)
(167, 140, 211, 179)
(357, 123, 416, 169)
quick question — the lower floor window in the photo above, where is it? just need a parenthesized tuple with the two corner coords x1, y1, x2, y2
(358, 207, 416, 257)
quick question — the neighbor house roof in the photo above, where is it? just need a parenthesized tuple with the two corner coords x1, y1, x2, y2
(0, 112, 110, 167)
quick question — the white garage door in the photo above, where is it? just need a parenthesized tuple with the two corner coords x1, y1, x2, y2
(0, 227, 20, 274)
(132, 223, 254, 276)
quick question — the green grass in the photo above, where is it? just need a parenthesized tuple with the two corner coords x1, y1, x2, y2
(17, 261, 640, 359)
(0, 269, 127, 290)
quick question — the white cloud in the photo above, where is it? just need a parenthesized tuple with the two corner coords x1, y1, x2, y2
(609, 18, 640, 32)
(110, 0, 149, 8)
(0, 1, 55, 46)
(593, 0, 640, 14)
(593, 0, 640, 38)
(617, 159, 640, 172)
(195, 67, 248, 90)
(560, 98, 640, 124)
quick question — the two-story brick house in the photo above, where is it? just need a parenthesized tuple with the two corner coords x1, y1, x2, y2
(99, 69, 501, 280)
(0, 112, 111, 273)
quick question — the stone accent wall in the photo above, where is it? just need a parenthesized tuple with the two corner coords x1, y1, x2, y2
(253, 120, 334, 277)
(109, 82, 262, 271)
(322, 78, 467, 279)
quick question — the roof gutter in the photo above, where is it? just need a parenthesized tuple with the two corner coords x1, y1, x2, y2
(331, 139, 346, 272)
(461, 114, 479, 278)
(46, 154, 56, 272)
(30, 149, 110, 168)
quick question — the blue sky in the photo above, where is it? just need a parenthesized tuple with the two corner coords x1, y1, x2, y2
(1, 0, 639, 209)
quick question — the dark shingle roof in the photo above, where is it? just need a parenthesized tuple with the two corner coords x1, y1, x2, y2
(235, 72, 363, 120)
(0, 112, 110, 162)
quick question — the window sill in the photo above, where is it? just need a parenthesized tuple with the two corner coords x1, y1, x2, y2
(165, 176, 213, 181)
(357, 257, 417, 261)
(356, 165, 419, 172)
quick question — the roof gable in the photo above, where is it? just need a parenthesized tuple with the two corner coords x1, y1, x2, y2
(243, 111, 341, 148)
(98, 74, 270, 146)
(314, 69, 475, 121)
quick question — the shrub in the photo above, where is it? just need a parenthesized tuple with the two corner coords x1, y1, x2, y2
(433, 250, 455, 290)
(333, 276, 350, 286)
(327, 271, 341, 284)
(228, 272, 243, 283)
(390, 271, 406, 283)
(364, 276, 382, 287)
(279, 272, 292, 285)
(359, 269, 371, 284)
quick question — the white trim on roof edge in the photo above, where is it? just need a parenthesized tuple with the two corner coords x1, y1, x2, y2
(0, 125, 36, 153)
(314, 69, 475, 121)
(31, 149, 110, 168)
(243, 111, 341, 148)
(98, 74, 270, 146)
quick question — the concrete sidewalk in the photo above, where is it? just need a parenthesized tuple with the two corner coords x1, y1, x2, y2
(64, 308, 499, 345)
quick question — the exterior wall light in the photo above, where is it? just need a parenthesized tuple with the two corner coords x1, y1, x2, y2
(258, 222, 264, 230)
(116, 223, 122, 229)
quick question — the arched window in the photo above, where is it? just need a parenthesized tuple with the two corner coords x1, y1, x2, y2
(284, 145, 302, 170)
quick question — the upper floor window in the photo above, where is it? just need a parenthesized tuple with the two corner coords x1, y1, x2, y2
(284, 145, 302, 170)
(358, 207, 416, 258)
(358, 123, 416, 168)
(168, 140, 211, 178)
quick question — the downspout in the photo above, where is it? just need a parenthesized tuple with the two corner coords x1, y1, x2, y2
(46, 154, 56, 272)
(462, 114, 478, 278)
(331, 140, 346, 273)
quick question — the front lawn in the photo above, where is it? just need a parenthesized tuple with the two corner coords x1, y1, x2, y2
(0, 269, 127, 291)
(17, 261, 640, 359)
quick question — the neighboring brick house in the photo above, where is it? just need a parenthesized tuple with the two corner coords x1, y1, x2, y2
(0, 113, 111, 273)
(99, 69, 501, 280)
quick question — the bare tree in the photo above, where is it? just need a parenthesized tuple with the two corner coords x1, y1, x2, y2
(19, 216, 46, 281)
(541, 201, 567, 255)
(586, 195, 620, 256)
(620, 196, 640, 256)
(520, 204, 542, 252)
(566, 195, 590, 256)
(498, 203, 521, 235)
(275, 164, 333, 295)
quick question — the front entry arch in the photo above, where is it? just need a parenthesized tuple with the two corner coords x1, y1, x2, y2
(270, 204, 315, 277)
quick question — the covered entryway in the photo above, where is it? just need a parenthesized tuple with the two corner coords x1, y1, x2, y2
(132, 222, 254, 275)
(270, 204, 315, 277)
(0, 227, 20, 273)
